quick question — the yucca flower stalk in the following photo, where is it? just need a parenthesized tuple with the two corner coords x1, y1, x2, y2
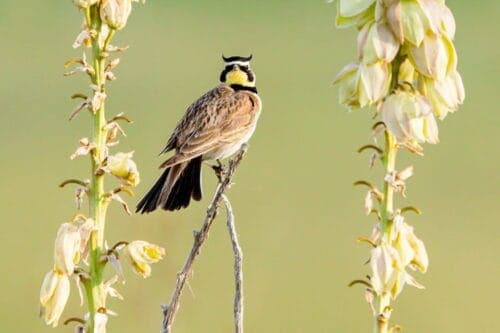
(331, 0, 464, 332)
(39, 1, 165, 332)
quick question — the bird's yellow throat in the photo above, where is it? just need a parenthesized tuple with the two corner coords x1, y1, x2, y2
(226, 69, 254, 87)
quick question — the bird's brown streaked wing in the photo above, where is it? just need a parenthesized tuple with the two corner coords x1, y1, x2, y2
(159, 91, 259, 169)
(160, 85, 233, 154)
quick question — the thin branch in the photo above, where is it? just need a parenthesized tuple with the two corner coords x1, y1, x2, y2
(222, 194, 244, 333)
(160, 145, 248, 333)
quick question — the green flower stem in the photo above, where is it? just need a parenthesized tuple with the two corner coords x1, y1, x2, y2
(85, 4, 114, 332)
(374, 57, 402, 333)
(374, 130, 398, 333)
(380, 130, 397, 238)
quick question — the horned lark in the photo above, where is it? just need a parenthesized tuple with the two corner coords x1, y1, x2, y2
(136, 55, 261, 213)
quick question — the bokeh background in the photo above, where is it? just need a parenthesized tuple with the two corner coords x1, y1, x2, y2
(1, 1, 499, 332)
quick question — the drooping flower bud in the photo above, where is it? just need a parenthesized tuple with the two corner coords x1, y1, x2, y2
(438, 4, 456, 39)
(126, 241, 165, 278)
(339, 0, 376, 17)
(418, 0, 456, 39)
(94, 312, 109, 333)
(386, 0, 435, 46)
(368, 223, 382, 245)
(334, 62, 361, 108)
(392, 216, 428, 272)
(391, 269, 425, 299)
(335, 0, 375, 29)
(419, 70, 465, 119)
(381, 90, 439, 145)
(107, 152, 140, 186)
(73, 0, 98, 8)
(54, 223, 81, 275)
(358, 21, 400, 64)
(370, 245, 402, 296)
(334, 61, 391, 109)
(358, 61, 392, 106)
(39, 270, 71, 327)
(100, 0, 133, 30)
(409, 33, 457, 81)
(74, 217, 95, 263)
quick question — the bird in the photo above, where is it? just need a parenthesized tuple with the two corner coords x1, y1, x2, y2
(136, 55, 262, 213)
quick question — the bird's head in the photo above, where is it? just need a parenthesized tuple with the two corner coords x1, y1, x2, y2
(220, 55, 256, 88)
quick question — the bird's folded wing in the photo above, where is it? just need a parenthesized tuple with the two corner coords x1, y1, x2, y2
(159, 89, 257, 168)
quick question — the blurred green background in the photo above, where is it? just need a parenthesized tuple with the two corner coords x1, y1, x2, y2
(1, 0, 498, 332)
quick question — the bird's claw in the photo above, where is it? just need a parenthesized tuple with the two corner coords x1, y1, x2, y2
(211, 160, 227, 182)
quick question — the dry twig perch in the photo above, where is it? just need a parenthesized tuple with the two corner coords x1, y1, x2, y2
(161, 145, 248, 333)
(222, 194, 244, 333)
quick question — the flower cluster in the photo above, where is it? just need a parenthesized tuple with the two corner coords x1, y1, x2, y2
(333, 1, 464, 332)
(40, 217, 164, 328)
(334, 0, 464, 149)
(39, 1, 164, 332)
(368, 214, 428, 299)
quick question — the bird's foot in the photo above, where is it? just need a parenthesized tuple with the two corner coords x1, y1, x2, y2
(211, 159, 227, 183)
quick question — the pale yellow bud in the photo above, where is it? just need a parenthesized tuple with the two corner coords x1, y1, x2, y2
(392, 216, 429, 273)
(386, 0, 434, 46)
(420, 70, 465, 119)
(107, 152, 140, 186)
(381, 90, 439, 145)
(358, 61, 392, 107)
(100, 0, 133, 30)
(73, 0, 98, 8)
(339, 0, 376, 17)
(126, 240, 165, 278)
(370, 245, 402, 296)
(94, 313, 108, 333)
(410, 33, 457, 81)
(369, 223, 382, 244)
(334, 61, 391, 109)
(418, 0, 456, 39)
(439, 4, 456, 39)
(358, 21, 399, 64)
(334, 62, 361, 108)
(335, 0, 375, 29)
(398, 58, 416, 83)
(54, 223, 81, 275)
(391, 269, 425, 299)
(39, 270, 70, 327)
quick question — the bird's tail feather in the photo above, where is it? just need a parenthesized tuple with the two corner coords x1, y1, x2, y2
(136, 157, 203, 214)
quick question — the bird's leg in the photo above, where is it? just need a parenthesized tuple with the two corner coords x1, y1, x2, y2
(211, 159, 227, 183)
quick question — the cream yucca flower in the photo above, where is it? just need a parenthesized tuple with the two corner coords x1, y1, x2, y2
(392, 215, 429, 273)
(338, 0, 375, 17)
(409, 33, 457, 81)
(100, 0, 133, 30)
(386, 0, 435, 46)
(126, 241, 165, 278)
(381, 90, 439, 144)
(358, 21, 399, 64)
(370, 245, 402, 296)
(335, 62, 361, 107)
(335, 0, 375, 29)
(73, 0, 99, 8)
(39, 270, 71, 327)
(94, 312, 109, 333)
(54, 223, 81, 275)
(107, 151, 140, 186)
(420, 70, 465, 119)
(334, 61, 391, 108)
